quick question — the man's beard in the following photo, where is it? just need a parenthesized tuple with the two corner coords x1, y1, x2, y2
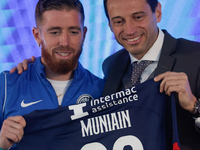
(41, 43, 82, 74)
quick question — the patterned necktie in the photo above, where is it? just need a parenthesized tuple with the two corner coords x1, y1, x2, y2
(131, 60, 153, 85)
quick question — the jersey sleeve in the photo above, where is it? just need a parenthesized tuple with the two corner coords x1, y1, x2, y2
(0, 72, 7, 127)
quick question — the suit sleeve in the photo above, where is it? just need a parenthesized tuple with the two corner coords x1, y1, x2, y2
(194, 67, 200, 131)
(102, 57, 110, 80)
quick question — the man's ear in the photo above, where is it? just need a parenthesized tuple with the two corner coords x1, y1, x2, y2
(32, 27, 42, 46)
(109, 22, 113, 32)
(155, 2, 162, 23)
(82, 26, 87, 43)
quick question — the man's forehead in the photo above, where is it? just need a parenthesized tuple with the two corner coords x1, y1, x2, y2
(41, 9, 82, 25)
(107, 0, 148, 9)
(107, 0, 149, 17)
(42, 9, 80, 18)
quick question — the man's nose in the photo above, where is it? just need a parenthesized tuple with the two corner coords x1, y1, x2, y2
(59, 33, 70, 46)
(124, 20, 137, 35)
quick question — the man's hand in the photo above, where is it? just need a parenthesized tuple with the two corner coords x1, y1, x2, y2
(10, 56, 36, 74)
(154, 71, 197, 113)
(0, 116, 26, 149)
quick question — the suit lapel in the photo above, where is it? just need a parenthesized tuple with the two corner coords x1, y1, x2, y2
(102, 50, 130, 96)
(154, 30, 177, 76)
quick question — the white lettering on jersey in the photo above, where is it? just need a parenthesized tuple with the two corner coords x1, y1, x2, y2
(69, 103, 89, 120)
(80, 110, 131, 137)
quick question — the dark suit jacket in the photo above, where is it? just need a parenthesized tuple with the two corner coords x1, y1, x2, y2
(102, 30, 200, 150)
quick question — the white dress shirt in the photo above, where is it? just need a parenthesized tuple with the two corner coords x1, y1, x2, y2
(129, 28, 164, 83)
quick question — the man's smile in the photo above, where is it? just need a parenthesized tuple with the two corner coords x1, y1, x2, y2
(124, 35, 143, 44)
(56, 52, 71, 57)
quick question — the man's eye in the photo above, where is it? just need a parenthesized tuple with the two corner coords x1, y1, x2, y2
(135, 15, 144, 21)
(136, 16, 142, 19)
(50, 31, 59, 35)
(115, 21, 122, 24)
(113, 20, 123, 26)
(71, 31, 79, 35)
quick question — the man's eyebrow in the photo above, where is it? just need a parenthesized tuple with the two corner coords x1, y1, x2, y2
(46, 27, 61, 32)
(47, 26, 81, 32)
(111, 12, 146, 21)
(111, 16, 123, 21)
(132, 11, 146, 15)
(68, 26, 81, 31)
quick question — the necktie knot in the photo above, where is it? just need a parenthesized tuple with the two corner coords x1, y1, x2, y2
(131, 60, 153, 85)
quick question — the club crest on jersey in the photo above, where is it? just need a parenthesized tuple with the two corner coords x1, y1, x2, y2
(77, 94, 93, 104)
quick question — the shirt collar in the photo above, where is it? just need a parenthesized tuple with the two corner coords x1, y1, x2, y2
(34, 57, 46, 77)
(129, 28, 164, 63)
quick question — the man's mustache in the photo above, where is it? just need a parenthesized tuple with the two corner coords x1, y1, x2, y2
(52, 46, 75, 53)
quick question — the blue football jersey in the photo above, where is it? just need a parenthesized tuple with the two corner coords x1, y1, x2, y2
(0, 57, 105, 124)
(17, 79, 180, 150)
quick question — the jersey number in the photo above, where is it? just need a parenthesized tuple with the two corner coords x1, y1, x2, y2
(81, 135, 144, 150)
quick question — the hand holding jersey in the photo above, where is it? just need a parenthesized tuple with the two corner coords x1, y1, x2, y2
(154, 71, 197, 113)
(0, 116, 26, 149)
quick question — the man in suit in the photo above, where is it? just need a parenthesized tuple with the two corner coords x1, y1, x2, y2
(102, 0, 200, 149)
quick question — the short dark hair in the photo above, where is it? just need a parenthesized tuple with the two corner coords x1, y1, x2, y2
(103, 0, 158, 21)
(35, 0, 85, 26)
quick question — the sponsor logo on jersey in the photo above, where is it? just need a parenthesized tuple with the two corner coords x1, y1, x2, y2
(77, 94, 93, 104)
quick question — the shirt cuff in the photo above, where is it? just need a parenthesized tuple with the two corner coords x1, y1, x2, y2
(195, 117, 200, 128)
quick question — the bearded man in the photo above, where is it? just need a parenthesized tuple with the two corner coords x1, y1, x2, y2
(0, 0, 105, 149)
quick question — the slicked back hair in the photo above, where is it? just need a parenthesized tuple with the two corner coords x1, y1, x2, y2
(103, 0, 158, 21)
